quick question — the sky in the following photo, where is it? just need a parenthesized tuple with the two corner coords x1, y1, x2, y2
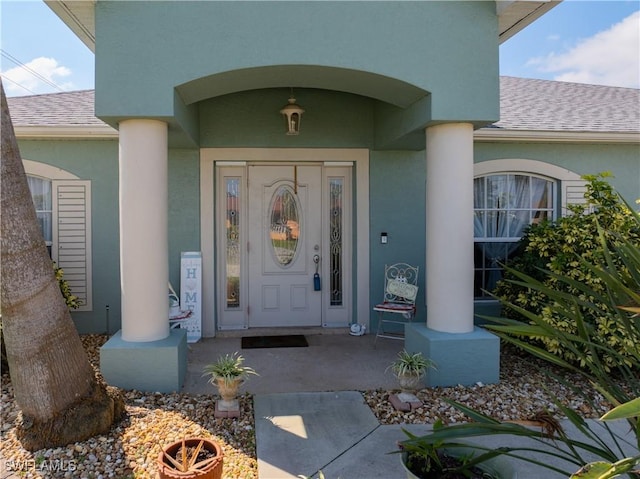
(1, 0, 639, 97)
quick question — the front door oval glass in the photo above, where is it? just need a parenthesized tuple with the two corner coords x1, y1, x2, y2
(269, 185, 300, 266)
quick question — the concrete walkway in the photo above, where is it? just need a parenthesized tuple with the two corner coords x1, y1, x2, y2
(254, 391, 379, 478)
(253, 391, 638, 479)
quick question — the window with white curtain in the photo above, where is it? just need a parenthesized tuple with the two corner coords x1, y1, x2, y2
(474, 173, 555, 298)
(27, 175, 53, 256)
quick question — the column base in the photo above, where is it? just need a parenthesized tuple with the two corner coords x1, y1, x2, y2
(405, 323, 500, 387)
(100, 329, 187, 393)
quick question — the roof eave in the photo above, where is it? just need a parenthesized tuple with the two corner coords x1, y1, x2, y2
(497, 1, 562, 44)
(15, 125, 639, 144)
(475, 128, 640, 144)
(14, 125, 118, 139)
(44, 0, 96, 53)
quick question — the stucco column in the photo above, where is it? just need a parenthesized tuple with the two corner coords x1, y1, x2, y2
(425, 123, 474, 333)
(119, 119, 169, 342)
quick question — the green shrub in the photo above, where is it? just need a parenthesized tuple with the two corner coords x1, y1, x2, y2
(54, 262, 81, 310)
(494, 173, 640, 369)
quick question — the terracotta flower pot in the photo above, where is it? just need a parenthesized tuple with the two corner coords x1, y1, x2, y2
(158, 437, 223, 479)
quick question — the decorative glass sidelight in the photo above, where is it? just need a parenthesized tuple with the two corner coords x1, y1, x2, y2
(226, 178, 240, 308)
(329, 178, 343, 306)
(269, 185, 300, 266)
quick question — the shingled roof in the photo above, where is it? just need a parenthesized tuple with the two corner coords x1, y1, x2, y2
(494, 76, 640, 133)
(7, 89, 105, 127)
(6, 77, 640, 135)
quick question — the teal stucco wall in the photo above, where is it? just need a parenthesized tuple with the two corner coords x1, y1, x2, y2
(369, 150, 426, 322)
(168, 149, 201, 290)
(18, 139, 120, 334)
(199, 89, 375, 149)
(95, 0, 500, 146)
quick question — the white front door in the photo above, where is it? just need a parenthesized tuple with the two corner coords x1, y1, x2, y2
(247, 165, 323, 327)
(212, 152, 362, 333)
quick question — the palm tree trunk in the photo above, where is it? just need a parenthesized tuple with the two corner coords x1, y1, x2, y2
(0, 81, 123, 451)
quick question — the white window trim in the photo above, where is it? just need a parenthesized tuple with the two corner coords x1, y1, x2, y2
(23, 160, 80, 180)
(23, 160, 93, 311)
(474, 159, 586, 216)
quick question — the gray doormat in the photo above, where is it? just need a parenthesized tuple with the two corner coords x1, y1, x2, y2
(241, 335, 308, 349)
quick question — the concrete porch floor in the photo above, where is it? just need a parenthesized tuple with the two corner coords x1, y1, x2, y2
(182, 330, 405, 395)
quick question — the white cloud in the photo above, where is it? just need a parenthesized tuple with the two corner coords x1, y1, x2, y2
(2, 57, 74, 96)
(527, 11, 640, 88)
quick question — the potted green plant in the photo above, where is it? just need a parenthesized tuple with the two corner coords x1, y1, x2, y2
(388, 350, 435, 394)
(202, 352, 258, 411)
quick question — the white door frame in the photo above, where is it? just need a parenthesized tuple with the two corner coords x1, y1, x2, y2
(200, 148, 370, 337)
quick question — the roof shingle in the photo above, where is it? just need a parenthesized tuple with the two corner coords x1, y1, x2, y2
(494, 77, 640, 133)
(6, 89, 105, 127)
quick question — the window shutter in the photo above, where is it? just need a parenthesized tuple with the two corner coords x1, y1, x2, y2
(561, 179, 588, 217)
(52, 180, 92, 311)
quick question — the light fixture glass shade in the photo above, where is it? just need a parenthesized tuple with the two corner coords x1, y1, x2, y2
(280, 97, 305, 135)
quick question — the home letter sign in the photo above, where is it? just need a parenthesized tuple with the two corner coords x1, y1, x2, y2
(181, 251, 202, 343)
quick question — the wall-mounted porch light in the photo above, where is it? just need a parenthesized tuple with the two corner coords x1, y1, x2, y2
(280, 92, 305, 135)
